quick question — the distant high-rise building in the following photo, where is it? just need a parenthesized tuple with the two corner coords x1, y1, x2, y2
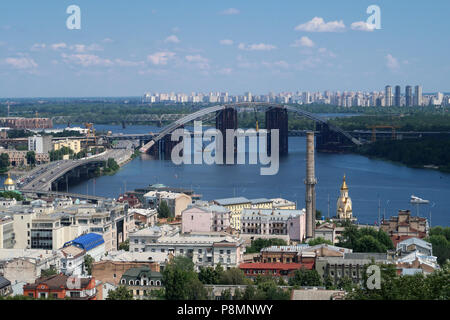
(385, 85, 392, 107)
(395, 85, 401, 106)
(405, 86, 413, 107)
(414, 85, 423, 106)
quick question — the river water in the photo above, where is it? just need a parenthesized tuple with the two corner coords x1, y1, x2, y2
(3, 120, 449, 227)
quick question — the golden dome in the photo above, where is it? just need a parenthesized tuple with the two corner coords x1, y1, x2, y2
(341, 174, 348, 190)
(4, 173, 14, 186)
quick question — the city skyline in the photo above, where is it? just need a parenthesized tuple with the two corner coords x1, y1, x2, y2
(1, 1, 450, 97)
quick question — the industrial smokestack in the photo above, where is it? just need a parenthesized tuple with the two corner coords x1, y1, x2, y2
(305, 131, 317, 239)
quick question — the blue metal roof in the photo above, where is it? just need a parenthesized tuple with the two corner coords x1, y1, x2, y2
(63, 233, 104, 251)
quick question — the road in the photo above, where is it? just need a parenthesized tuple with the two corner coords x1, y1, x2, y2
(17, 148, 132, 191)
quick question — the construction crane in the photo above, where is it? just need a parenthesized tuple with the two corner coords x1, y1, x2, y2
(368, 125, 399, 142)
(84, 122, 97, 144)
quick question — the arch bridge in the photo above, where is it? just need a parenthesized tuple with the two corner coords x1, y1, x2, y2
(139, 102, 362, 157)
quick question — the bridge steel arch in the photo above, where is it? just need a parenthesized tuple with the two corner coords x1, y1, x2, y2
(139, 102, 361, 153)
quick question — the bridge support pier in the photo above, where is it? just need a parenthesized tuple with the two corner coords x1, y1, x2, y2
(316, 123, 354, 153)
(216, 107, 238, 163)
(150, 125, 184, 160)
(265, 107, 288, 156)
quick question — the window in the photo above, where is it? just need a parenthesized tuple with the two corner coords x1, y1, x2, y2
(121, 279, 126, 284)
(129, 280, 134, 285)
(161, 249, 165, 253)
(227, 250, 231, 255)
(198, 249, 202, 254)
(70, 291, 80, 298)
(155, 281, 161, 286)
(28, 293, 34, 297)
(180, 249, 184, 254)
(219, 250, 224, 254)
(52, 293, 58, 298)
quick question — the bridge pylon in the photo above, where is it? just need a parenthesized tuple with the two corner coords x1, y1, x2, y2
(215, 107, 238, 163)
(265, 107, 288, 156)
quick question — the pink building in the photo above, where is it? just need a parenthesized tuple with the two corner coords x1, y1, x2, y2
(182, 205, 231, 233)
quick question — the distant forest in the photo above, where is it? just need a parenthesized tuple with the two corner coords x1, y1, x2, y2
(355, 136, 450, 173)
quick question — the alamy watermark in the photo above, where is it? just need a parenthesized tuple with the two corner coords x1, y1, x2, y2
(66, 5, 81, 30)
(170, 121, 280, 176)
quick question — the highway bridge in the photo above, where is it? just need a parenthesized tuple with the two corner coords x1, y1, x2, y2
(19, 189, 107, 203)
(18, 149, 131, 192)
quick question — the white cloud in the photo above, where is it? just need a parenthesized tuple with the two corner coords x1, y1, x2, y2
(386, 54, 400, 71)
(217, 68, 232, 75)
(102, 38, 114, 43)
(114, 59, 145, 67)
(351, 21, 376, 32)
(297, 57, 322, 70)
(291, 36, 315, 48)
(51, 43, 67, 50)
(318, 47, 336, 58)
(31, 43, 46, 51)
(4, 57, 38, 69)
(220, 39, 234, 45)
(61, 53, 113, 67)
(221, 8, 240, 15)
(262, 60, 289, 69)
(238, 43, 277, 51)
(70, 44, 103, 53)
(164, 35, 180, 43)
(295, 17, 345, 32)
(185, 55, 210, 69)
(147, 51, 176, 65)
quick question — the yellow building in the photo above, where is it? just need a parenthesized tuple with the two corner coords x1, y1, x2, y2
(212, 197, 251, 231)
(53, 138, 81, 154)
(336, 175, 353, 220)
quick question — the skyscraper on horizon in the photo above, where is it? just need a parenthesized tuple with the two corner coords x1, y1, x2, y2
(385, 85, 392, 107)
(414, 85, 423, 106)
(395, 85, 401, 107)
(406, 86, 413, 107)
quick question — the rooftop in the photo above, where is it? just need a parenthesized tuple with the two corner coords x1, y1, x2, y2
(63, 233, 104, 251)
(213, 197, 250, 206)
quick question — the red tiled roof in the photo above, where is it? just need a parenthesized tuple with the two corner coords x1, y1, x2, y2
(239, 262, 314, 271)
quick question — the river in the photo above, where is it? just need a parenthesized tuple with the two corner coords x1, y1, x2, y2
(3, 118, 449, 227)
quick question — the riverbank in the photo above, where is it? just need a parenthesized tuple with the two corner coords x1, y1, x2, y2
(353, 136, 450, 174)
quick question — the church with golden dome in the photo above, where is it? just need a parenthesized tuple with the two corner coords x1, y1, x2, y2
(3, 173, 15, 191)
(336, 174, 353, 220)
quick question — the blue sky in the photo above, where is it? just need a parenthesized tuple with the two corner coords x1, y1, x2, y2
(0, 0, 449, 97)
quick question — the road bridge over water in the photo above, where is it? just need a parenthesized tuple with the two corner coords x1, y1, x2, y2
(18, 149, 131, 192)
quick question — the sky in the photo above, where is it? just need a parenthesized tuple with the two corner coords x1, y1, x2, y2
(0, 0, 449, 97)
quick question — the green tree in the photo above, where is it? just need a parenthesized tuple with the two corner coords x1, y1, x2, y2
(245, 238, 287, 254)
(308, 237, 333, 246)
(26, 151, 36, 167)
(0, 191, 24, 201)
(163, 256, 207, 300)
(40, 267, 57, 277)
(338, 226, 393, 253)
(425, 226, 450, 266)
(198, 264, 224, 285)
(83, 254, 94, 275)
(0, 153, 9, 173)
(106, 285, 134, 300)
(157, 200, 171, 219)
(118, 239, 130, 251)
(219, 268, 250, 285)
(289, 268, 323, 287)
